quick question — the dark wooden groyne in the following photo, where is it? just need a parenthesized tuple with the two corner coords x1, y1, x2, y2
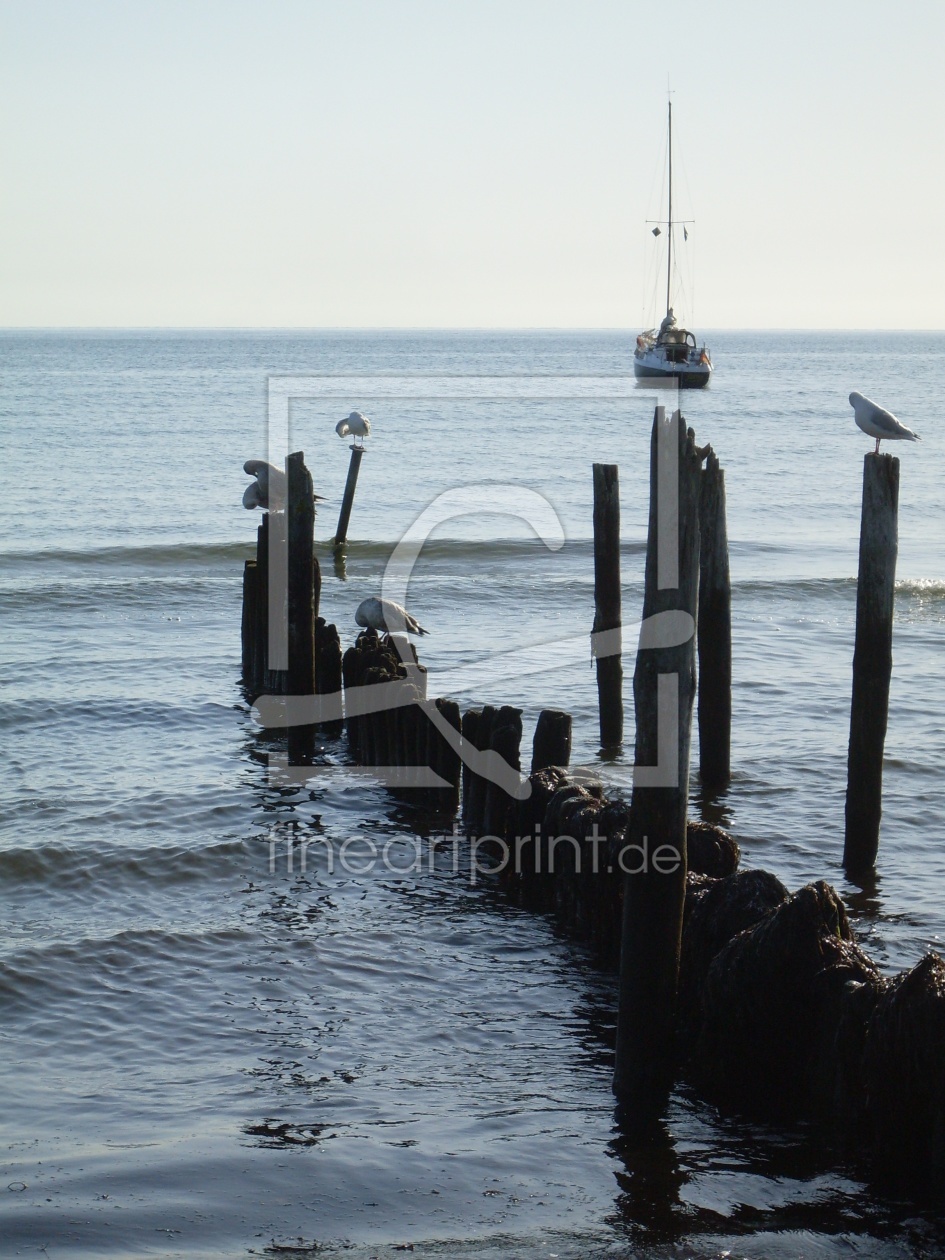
(341, 628, 461, 812)
(476, 759, 945, 1196)
(238, 425, 941, 1198)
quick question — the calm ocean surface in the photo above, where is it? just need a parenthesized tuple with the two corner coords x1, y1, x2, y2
(1, 330, 944, 1258)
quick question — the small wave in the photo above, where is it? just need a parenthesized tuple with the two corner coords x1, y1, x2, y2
(734, 576, 856, 597)
(0, 696, 233, 734)
(0, 533, 820, 573)
(0, 575, 234, 613)
(0, 540, 254, 571)
(0, 535, 645, 574)
(322, 536, 648, 563)
(896, 577, 945, 598)
(721, 575, 943, 604)
(0, 837, 248, 889)
(0, 926, 252, 1010)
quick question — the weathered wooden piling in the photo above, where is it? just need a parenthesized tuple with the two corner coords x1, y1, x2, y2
(404, 685, 426, 801)
(315, 618, 343, 733)
(482, 706, 523, 839)
(241, 452, 320, 713)
(287, 453, 318, 761)
(267, 500, 289, 679)
(334, 445, 364, 547)
(432, 698, 462, 814)
(465, 705, 495, 835)
(461, 709, 482, 829)
(843, 452, 900, 875)
(241, 560, 258, 685)
(253, 515, 269, 697)
(341, 640, 365, 758)
(592, 463, 623, 749)
(614, 408, 702, 1111)
(697, 448, 732, 792)
(531, 709, 572, 774)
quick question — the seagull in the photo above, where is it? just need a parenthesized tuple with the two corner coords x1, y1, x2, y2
(849, 392, 920, 454)
(242, 459, 326, 510)
(336, 411, 371, 447)
(355, 597, 428, 637)
(243, 460, 285, 510)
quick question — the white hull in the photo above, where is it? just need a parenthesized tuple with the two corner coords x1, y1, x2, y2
(633, 341, 712, 388)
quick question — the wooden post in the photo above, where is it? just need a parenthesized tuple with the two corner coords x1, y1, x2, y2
(461, 709, 482, 828)
(697, 449, 732, 792)
(614, 408, 701, 1112)
(483, 706, 523, 839)
(844, 453, 900, 875)
(312, 556, 322, 622)
(531, 709, 572, 774)
(361, 666, 387, 766)
(342, 642, 363, 758)
(405, 686, 425, 801)
(253, 517, 269, 697)
(434, 698, 462, 815)
(593, 463, 623, 748)
(241, 560, 257, 686)
(267, 502, 288, 684)
(287, 452, 316, 762)
(381, 677, 399, 776)
(465, 705, 496, 835)
(334, 445, 364, 546)
(315, 618, 343, 734)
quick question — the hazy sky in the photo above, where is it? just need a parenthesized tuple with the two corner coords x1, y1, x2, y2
(1, 0, 943, 329)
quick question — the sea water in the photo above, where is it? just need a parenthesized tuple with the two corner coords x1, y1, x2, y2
(1, 330, 944, 1258)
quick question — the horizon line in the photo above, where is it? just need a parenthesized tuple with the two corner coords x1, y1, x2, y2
(2, 325, 944, 335)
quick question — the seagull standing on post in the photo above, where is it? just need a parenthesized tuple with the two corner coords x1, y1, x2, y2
(355, 597, 428, 637)
(336, 410, 371, 448)
(849, 392, 920, 454)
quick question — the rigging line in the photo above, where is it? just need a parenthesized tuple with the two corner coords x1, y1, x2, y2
(673, 109, 699, 323)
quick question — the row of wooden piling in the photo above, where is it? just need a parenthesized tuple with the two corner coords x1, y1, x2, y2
(241, 425, 905, 1127)
(482, 758, 945, 1195)
(341, 628, 462, 812)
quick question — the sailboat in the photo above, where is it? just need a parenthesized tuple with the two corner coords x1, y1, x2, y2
(634, 101, 712, 388)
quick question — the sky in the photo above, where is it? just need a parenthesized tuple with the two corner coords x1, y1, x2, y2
(1, 0, 943, 329)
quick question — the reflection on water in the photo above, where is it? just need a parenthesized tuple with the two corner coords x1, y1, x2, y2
(610, 1112, 689, 1243)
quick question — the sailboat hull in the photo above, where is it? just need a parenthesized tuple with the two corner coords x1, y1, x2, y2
(633, 347, 712, 389)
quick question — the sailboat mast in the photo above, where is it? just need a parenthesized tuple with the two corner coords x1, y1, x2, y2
(666, 98, 673, 316)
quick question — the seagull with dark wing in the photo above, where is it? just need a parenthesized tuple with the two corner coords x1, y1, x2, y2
(336, 410, 371, 447)
(356, 597, 428, 637)
(849, 392, 920, 454)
